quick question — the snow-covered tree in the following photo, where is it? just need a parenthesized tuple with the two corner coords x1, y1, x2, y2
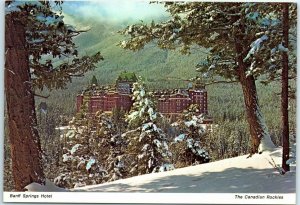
(240, 3, 296, 172)
(124, 77, 173, 175)
(55, 111, 126, 188)
(126, 78, 156, 127)
(5, 1, 103, 190)
(171, 105, 209, 168)
(55, 113, 107, 188)
(119, 2, 296, 155)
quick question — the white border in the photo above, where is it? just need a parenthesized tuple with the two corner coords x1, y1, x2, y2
(3, 192, 296, 204)
(0, 0, 5, 204)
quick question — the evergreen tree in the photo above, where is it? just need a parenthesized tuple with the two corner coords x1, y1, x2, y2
(55, 112, 126, 188)
(91, 75, 98, 86)
(171, 104, 210, 168)
(111, 107, 127, 137)
(124, 77, 173, 176)
(5, 1, 103, 190)
(119, 2, 296, 155)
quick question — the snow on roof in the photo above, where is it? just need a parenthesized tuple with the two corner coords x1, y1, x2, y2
(169, 93, 189, 98)
(191, 90, 205, 93)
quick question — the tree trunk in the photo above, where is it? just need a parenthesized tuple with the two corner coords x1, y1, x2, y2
(234, 35, 275, 155)
(5, 13, 45, 191)
(281, 3, 290, 173)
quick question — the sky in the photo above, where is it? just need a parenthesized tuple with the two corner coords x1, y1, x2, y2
(61, 0, 168, 26)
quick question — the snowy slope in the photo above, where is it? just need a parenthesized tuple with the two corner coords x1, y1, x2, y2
(72, 148, 295, 193)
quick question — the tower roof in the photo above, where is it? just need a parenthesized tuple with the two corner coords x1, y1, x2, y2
(117, 71, 137, 82)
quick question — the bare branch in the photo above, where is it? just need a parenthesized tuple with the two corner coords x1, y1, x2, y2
(34, 93, 50, 99)
(205, 80, 238, 86)
(69, 74, 85, 77)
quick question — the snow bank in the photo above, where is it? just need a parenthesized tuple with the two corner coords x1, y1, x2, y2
(24, 149, 295, 193)
(73, 148, 295, 193)
(25, 179, 67, 192)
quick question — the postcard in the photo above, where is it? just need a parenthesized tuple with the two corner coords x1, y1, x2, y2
(3, 0, 297, 204)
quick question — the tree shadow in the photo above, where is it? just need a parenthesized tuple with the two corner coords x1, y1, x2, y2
(76, 166, 295, 193)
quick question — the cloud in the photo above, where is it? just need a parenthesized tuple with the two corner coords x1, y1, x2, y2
(62, 0, 168, 24)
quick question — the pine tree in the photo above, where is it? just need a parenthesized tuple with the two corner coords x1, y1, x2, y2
(171, 104, 210, 168)
(124, 77, 173, 176)
(55, 112, 127, 188)
(119, 2, 296, 155)
(91, 75, 98, 86)
(5, 1, 103, 190)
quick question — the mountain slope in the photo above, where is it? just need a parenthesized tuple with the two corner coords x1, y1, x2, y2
(72, 21, 208, 89)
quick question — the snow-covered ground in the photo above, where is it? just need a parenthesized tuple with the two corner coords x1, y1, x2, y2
(71, 148, 295, 193)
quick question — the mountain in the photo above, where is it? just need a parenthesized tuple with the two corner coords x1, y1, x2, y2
(72, 20, 207, 89)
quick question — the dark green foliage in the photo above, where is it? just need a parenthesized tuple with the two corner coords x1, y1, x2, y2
(117, 71, 138, 82)
(33, 52, 103, 91)
(91, 75, 98, 86)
